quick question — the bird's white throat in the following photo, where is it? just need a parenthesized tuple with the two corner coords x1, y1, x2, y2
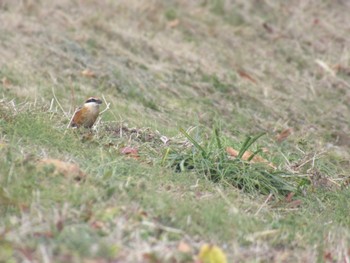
(84, 102, 100, 114)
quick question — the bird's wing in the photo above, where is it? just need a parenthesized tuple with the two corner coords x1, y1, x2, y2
(68, 106, 83, 128)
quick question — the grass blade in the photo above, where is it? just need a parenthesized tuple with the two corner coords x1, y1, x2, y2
(179, 127, 207, 157)
(238, 132, 265, 159)
(214, 128, 222, 149)
(247, 148, 263, 162)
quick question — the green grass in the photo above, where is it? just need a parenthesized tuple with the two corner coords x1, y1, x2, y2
(164, 128, 297, 195)
(1, 105, 349, 262)
(1, 0, 350, 262)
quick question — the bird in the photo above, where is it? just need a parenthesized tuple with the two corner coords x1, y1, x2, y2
(70, 97, 103, 128)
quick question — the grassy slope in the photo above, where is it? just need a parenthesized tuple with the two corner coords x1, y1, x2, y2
(1, 0, 350, 262)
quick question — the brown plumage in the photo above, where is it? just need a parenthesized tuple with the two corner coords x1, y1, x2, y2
(70, 97, 103, 128)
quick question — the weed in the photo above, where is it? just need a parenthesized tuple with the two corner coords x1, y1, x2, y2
(202, 74, 231, 93)
(165, 9, 177, 21)
(165, 128, 296, 195)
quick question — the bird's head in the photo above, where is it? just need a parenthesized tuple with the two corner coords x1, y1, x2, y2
(84, 97, 103, 107)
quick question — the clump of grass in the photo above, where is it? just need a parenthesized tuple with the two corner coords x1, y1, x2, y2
(165, 8, 177, 21)
(202, 74, 231, 93)
(164, 128, 297, 196)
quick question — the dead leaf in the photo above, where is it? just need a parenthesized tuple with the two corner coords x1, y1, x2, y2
(324, 252, 333, 262)
(286, 199, 302, 208)
(177, 241, 192, 253)
(285, 192, 295, 203)
(19, 203, 30, 213)
(90, 220, 105, 230)
(262, 22, 274, 33)
(38, 158, 86, 180)
(120, 146, 139, 159)
(167, 19, 180, 28)
(18, 247, 35, 261)
(56, 219, 64, 232)
(226, 147, 276, 169)
(1, 77, 11, 87)
(226, 147, 239, 158)
(33, 231, 54, 238)
(237, 70, 257, 84)
(138, 209, 148, 218)
(143, 252, 161, 263)
(81, 69, 96, 78)
(198, 244, 227, 263)
(333, 64, 350, 75)
(275, 128, 293, 142)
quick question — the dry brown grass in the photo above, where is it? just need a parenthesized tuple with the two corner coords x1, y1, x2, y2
(2, 0, 350, 131)
(1, 0, 350, 262)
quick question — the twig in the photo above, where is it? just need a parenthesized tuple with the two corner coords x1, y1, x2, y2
(247, 229, 279, 241)
(39, 244, 50, 263)
(255, 193, 273, 216)
(49, 72, 69, 119)
(299, 150, 326, 170)
(93, 94, 110, 128)
(49, 98, 54, 112)
(99, 94, 110, 115)
(326, 178, 341, 188)
(67, 108, 79, 128)
(142, 220, 184, 234)
(216, 187, 239, 214)
(315, 59, 350, 89)
(280, 151, 290, 166)
(9, 99, 17, 113)
(190, 179, 199, 189)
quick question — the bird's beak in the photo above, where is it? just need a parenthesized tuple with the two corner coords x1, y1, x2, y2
(97, 99, 103, 104)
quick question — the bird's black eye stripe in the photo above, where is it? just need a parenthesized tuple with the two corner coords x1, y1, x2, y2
(86, 98, 97, 103)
